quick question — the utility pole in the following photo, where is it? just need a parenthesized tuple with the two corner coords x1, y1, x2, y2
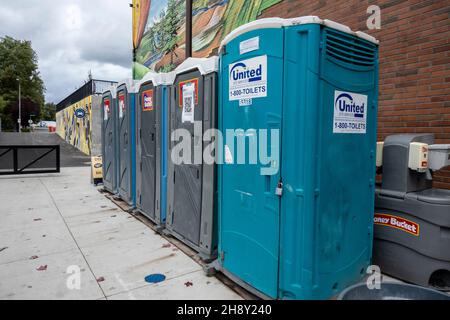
(17, 78, 22, 132)
(186, 0, 192, 59)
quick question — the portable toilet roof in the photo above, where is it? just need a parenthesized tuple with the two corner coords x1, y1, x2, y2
(220, 15, 378, 52)
(117, 78, 138, 93)
(138, 71, 175, 90)
(103, 84, 117, 98)
(172, 56, 219, 80)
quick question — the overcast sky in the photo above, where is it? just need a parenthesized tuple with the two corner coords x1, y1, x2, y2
(0, 0, 133, 103)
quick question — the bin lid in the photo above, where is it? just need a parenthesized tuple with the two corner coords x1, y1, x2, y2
(428, 144, 450, 151)
(138, 72, 175, 90)
(172, 56, 219, 78)
(220, 16, 378, 50)
(338, 282, 450, 300)
(415, 188, 450, 205)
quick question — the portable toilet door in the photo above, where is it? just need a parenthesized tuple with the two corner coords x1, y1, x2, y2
(101, 86, 118, 194)
(218, 17, 379, 299)
(136, 72, 172, 226)
(116, 80, 136, 206)
(218, 18, 285, 299)
(166, 57, 218, 260)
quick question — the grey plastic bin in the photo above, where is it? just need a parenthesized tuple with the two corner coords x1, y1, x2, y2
(338, 282, 450, 300)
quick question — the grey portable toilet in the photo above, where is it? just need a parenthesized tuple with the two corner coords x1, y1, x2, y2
(116, 79, 137, 206)
(101, 85, 118, 194)
(166, 57, 219, 260)
(136, 72, 174, 226)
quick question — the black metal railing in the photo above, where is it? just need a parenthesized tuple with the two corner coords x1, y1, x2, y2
(0, 145, 60, 175)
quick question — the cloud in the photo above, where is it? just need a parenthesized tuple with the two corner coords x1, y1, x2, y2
(0, 0, 133, 103)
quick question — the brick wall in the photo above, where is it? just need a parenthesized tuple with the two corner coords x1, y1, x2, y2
(261, 0, 450, 189)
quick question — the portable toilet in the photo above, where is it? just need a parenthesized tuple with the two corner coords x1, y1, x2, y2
(166, 57, 219, 260)
(217, 16, 379, 299)
(116, 79, 137, 206)
(101, 85, 118, 194)
(136, 72, 174, 227)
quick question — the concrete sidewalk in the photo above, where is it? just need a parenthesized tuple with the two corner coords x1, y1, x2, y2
(0, 167, 241, 300)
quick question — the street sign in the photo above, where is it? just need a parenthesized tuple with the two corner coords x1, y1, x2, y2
(75, 108, 86, 119)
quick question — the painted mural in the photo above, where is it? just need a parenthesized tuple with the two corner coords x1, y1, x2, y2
(133, 0, 187, 79)
(132, 0, 282, 79)
(56, 96, 92, 155)
(191, 0, 282, 58)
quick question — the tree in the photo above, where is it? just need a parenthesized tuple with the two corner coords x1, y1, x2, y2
(0, 36, 45, 130)
(40, 102, 56, 121)
(162, 0, 181, 66)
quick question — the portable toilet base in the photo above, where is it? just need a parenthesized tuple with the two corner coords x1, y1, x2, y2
(165, 57, 219, 261)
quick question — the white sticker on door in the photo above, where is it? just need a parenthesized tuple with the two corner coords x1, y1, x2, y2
(333, 90, 368, 134)
(229, 55, 267, 101)
(103, 100, 110, 121)
(118, 94, 125, 119)
(240, 36, 259, 55)
(182, 82, 195, 123)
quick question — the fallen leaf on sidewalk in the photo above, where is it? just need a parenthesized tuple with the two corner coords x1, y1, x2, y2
(184, 281, 193, 287)
(162, 243, 171, 248)
(33, 218, 42, 221)
(96, 277, 105, 283)
(36, 265, 47, 271)
(29, 255, 39, 260)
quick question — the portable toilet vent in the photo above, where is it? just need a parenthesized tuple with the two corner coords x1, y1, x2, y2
(217, 16, 379, 299)
(116, 79, 137, 206)
(101, 85, 118, 194)
(136, 72, 174, 227)
(166, 57, 219, 261)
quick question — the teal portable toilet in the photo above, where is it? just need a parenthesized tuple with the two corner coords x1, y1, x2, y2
(217, 16, 379, 299)
(101, 85, 118, 194)
(136, 72, 173, 227)
(116, 79, 137, 206)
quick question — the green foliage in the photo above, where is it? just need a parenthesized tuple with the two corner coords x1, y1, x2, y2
(135, 0, 185, 73)
(162, 0, 182, 63)
(0, 36, 45, 130)
(133, 62, 151, 80)
(158, 63, 176, 73)
(0, 95, 6, 113)
(40, 102, 56, 121)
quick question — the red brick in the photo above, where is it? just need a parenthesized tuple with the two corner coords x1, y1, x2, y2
(259, 0, 450, 188)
